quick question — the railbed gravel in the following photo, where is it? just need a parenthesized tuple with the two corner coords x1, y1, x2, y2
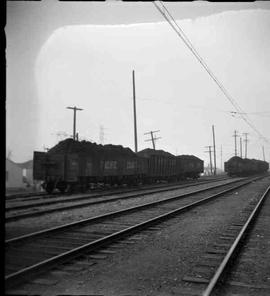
(5, 176, 270, 296)
(5, 178, 239, 239)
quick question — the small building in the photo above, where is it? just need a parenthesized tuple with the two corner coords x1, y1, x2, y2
(17, 160, 33, 186)
(6, 159, 25, 189)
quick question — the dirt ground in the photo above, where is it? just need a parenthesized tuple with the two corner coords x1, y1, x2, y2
(6, 177, 270, 296)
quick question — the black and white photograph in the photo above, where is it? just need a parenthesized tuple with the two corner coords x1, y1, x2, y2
(5, 0, 270, 295)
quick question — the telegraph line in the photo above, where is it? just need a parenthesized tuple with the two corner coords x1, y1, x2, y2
(153, 1, 269, 144)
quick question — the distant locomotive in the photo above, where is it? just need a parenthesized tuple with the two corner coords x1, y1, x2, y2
(224, 156, 269, 177)
(33, 139, 204, 193)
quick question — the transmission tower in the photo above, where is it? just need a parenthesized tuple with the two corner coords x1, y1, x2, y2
(99, 125, 107, 144)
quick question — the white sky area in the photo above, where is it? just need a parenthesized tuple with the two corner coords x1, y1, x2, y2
(6, 3, 270, 168)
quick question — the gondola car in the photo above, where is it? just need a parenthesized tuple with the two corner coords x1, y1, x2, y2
(33, 139, 204, 193)
(33, 139, 147, 193)
(137, 148, 177, 183)
(224, 156, 269, 177)
(176, 155, 204, 179)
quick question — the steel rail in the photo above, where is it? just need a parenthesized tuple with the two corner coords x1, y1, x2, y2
(5, 178, 261, 288)
(6, 178, 249, 244)
(5, 177, 229, 212)
(6, 176, 225, 201)
(202, 184, 270, 296)
(5, 178, 237, 223)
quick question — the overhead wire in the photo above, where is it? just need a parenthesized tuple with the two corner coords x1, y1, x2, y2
(153, 1, 269, 144)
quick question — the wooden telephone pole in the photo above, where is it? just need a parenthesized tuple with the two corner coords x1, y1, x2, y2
(243, 133, 249, 158)
(144, 130, 161, 150)
(233, 130, 239, 156)
(262, 146, 265, 161)
(239, 137, 243, 158)
(212, 125, 217, 175)
(205, 146, 213, 175)
(66, 106, 83, 140)
(132, 70, 138, 152)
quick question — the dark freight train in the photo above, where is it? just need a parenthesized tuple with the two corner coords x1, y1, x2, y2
(33, 139, 204, 193)
(224, 156, 269, 177)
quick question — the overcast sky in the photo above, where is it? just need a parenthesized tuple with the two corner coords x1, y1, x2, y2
(6, 1, 270, 168)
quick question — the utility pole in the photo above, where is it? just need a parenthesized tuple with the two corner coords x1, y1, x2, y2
(144, 130, 161, 150)
(243, 133, 249, 158)
(262, 146, 265, 161)
(233, 130, 239, 156)
(240, 137, 243, 158)
(66, 106, 83, 140)
(220, 145, 223, 172)
(132, 70, 138, 153)
(205, 146, 213, 175)
(212, 125, 217, 175)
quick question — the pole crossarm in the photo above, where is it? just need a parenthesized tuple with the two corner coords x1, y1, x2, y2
(66, 106, 83, 140)
(144, 130, 161, 150)
(144, 130, 160, 135)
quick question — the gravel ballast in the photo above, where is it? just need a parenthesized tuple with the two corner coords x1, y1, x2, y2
(5, 178, 240, 239)
(6, 176, 270, 296)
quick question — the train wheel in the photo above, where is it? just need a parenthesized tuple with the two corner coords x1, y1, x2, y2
(57, 182, 67, 193)
(45, 182, 55, 194)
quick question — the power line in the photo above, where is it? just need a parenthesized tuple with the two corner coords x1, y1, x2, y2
(153, 1, 269, 144)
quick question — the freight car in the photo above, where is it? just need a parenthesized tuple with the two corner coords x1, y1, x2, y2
(137, 148, 177, 183)
(176, 155, 204, 179)
(33, 139, 204, 193)
(136, 149, 204, 182)
(224, 156, 269, 177)
(34, 139, 147, 193)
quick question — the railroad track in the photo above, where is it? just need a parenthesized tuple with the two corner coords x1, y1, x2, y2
(5, 176, 263, 290)
(180, 182, 270, 295)
(6, 176, 228, 202)
(5, 176, 231, 222)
